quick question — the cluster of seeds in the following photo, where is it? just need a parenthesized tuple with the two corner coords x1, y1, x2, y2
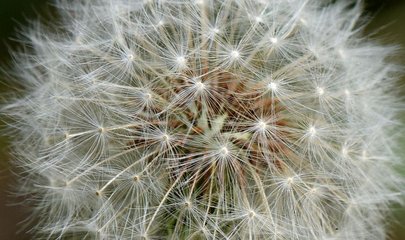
(3, 0, 403, 239)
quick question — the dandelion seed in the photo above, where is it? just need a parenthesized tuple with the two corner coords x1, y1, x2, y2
(300, 18, 308, 26)
(248, 210, 256, 219)
(256, 120, 267, 131)
(195, 0, 205, 6)
(64, 132, 70, 139)
(212, 28, 220, 34)
(338, 48, 346, 59)
(176, 56, 187, 69)
(267, 82, 278, 91)
(157, 20, 164, 27)
(125, 53, 134, 61)
(254, 16, 263, 23)
(269, 37, 278, 44)
(161, 133, 170, 142)
(133, 175, 140, 182)
(194, 78, 206, 91)
(308, 126, 317, 137)
(317, 87, 325, 96)
(230, 50, 240, 60)
(342, 147, 348, 157)
(98, 127, 106, 135)
(220, 146, 229, 156)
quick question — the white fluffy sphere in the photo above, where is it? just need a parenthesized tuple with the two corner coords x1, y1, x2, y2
(3, 0, 403, 239)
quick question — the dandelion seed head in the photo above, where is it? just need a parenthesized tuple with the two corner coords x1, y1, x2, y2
(2, 0, 403, 239)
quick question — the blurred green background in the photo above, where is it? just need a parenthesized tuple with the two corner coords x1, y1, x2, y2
(0, 0, 404, 239)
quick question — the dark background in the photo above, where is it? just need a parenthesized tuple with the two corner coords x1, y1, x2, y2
(0, 0, 404, 239)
